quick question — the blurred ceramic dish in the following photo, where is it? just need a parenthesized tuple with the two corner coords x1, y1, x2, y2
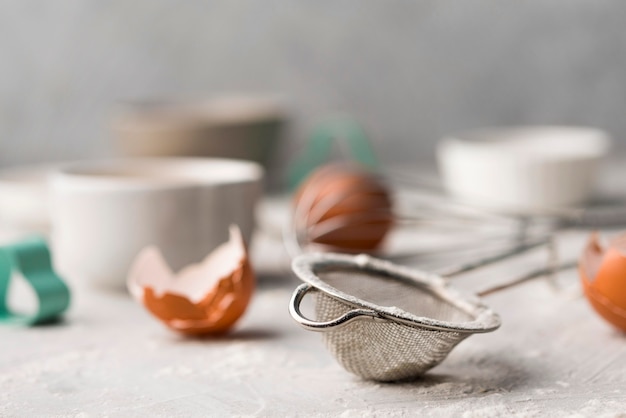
(437, 126, 611, 212)
(50, 158, 263, 290)
(0, 164, 59, 237)
(113, 96, 286, 169)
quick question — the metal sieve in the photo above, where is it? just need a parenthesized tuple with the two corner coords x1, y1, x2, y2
(290, 252, 501, 382)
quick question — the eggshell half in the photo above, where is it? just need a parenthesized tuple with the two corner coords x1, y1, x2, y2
(580, 233, 626, 331)
(128, 225, 254, 335)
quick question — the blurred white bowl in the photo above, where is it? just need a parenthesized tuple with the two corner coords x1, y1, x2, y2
(437, 126, 611, 212)
(50, 158, 263, 290)
(0, 164, 58, 238)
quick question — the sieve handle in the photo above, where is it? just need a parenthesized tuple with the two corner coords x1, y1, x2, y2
(289, 284, 380, 331)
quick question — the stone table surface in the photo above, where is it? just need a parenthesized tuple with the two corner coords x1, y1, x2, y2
(2, 203, 626, 417)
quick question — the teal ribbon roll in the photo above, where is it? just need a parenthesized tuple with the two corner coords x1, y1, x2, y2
(0, 237, 71, 325)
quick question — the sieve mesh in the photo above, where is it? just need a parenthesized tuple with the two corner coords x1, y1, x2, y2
(318, 269, 474, 323)
(313, 270, 472, 381)
(314, 290, 469, 381)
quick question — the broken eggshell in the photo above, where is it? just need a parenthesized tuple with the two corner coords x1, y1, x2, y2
(127, 225, 254, 335)
(579, 232, 626, 332)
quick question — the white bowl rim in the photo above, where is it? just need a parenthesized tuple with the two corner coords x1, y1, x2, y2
(50, 157, 264, 190)
(439, 125, 611, 160)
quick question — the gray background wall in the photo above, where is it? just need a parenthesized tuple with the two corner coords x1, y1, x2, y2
(1, 0, 625, 172)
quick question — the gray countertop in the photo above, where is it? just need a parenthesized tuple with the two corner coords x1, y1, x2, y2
(2, 204, 626, 417)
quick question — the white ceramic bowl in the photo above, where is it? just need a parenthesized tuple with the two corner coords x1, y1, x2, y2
(50, 158, 263, 290)
(0, 164, 59, 237)
(437, 126, 611, 212)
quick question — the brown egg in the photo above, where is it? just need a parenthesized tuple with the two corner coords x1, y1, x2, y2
(293, 164, 394, 252)
(127, 225, 254, 335)
(579, 232, 626, 331)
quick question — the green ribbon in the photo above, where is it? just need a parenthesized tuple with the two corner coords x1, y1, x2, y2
(0, 237, 71, 325)
(288, 118, 379, 189)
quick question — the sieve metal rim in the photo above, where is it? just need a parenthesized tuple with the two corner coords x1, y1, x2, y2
(291, 252, 501, 334)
